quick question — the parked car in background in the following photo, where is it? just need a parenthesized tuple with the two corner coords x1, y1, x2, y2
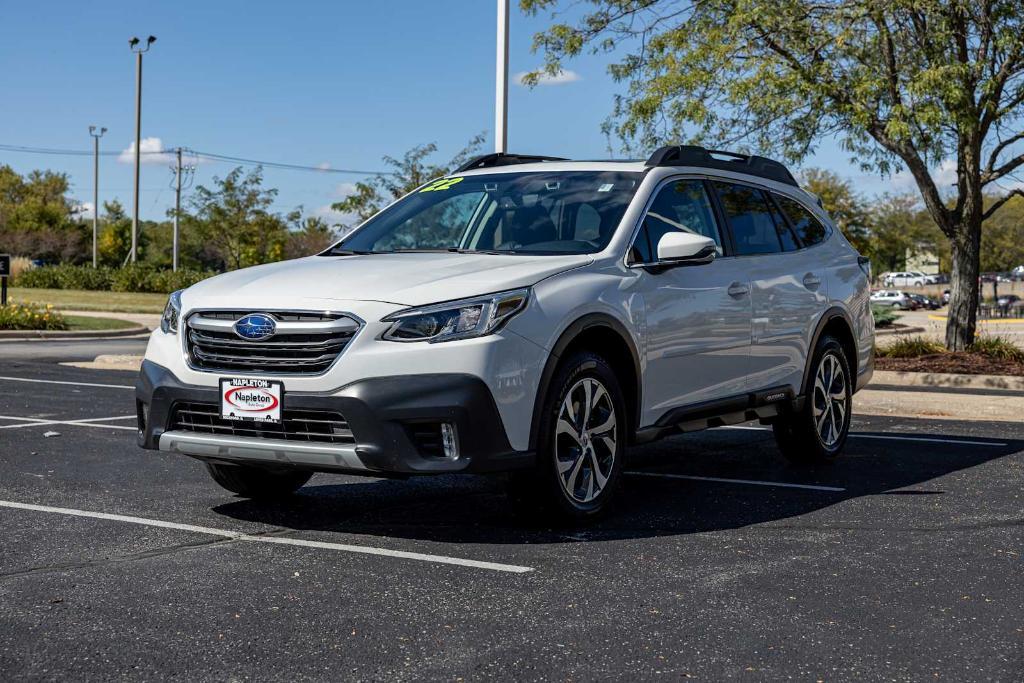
(997, 294, 1022, 315)
(1011, 265, 1024, 281)
(135, 145, 875, 521)
(942, 289, 951, 305)
(883, 271, 927, 287)
(871, 290, 915, 309)
(909, 293, 941, 310)
(931, 273, 950, 285)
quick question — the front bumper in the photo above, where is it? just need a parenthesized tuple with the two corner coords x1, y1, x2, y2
(135, 360, 533, 475)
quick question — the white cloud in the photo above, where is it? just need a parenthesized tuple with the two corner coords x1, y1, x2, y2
(118, 137, 174, 165)
(74, 201, 95, 219)
(333, 182, 359, 197)
(316, 162, 332, 171)
(514, 69, 581, 87)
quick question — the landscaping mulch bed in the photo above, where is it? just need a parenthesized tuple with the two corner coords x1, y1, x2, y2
(875, 352, 1024, 376)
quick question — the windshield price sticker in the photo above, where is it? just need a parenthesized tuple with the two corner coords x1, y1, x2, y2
(420, 177, 464, 192)
(221, 378, 282, 423)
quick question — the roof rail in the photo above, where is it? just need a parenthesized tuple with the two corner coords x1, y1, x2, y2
(645, 145, 798, 187)
(454, 152, 569, 174)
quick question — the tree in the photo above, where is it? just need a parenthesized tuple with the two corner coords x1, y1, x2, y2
(0, 165, 86, 262)
(522, 1, 1024, 350)
(97, 200, 134, 266)
(285, 216, 338, 259)
(331, 133, 486, 226)
(866, 194, 947, 274)
(184, 167, 296, 271)
(799, 168, 873, 255)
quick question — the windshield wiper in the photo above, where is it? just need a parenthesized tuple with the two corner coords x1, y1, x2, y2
(327, 248, 376, 256)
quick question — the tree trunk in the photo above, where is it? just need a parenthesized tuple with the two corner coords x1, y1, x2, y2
(945, 223, 981, 351)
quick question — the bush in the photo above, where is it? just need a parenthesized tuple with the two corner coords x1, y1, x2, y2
(0, 302, 68, 331)
(968, 335, 1024, 363)
(12, 264, 214, 294)
(871, 304, 899, 328)
(877, 336, 945, 358)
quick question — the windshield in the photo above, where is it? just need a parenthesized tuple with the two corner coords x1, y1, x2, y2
(324, 171, 642, 255)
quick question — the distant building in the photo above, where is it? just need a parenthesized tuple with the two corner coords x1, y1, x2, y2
(906, 246, 940, 275)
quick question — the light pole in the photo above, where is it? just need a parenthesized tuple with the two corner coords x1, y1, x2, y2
(129, 35, 156, 263)
(495, 0, 509, 153)
(88, 126, 106, 268)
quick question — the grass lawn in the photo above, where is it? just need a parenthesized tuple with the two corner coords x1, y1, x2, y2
(63, 315, 139, 331)
(8, 287, 166, 313)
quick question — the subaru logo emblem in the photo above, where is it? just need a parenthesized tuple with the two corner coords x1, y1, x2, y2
(234, 313, 276, 341)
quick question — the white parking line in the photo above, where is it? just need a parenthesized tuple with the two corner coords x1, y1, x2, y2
(0, 375, 134, 390)
(0, 499, 534, 574)
(626, 471, 845, 492)
(719, 425, 1008, 447)
(0, 415, 137, 431)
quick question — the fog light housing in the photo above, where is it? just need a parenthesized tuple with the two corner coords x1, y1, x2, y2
(440, 422, 459, 460)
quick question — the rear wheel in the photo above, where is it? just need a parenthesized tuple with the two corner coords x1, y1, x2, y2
(508, 351, 626, 523)
(773, 335, 852, 464)
(205, 463, 312, 499)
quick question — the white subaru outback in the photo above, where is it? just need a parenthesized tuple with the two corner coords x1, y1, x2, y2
(136, 145, 874, 522)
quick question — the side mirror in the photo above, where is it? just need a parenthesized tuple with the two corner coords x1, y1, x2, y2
(655, 231, 717, 266)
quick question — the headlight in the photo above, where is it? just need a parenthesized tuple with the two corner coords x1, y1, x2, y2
(382, 289, 529, 343)
(160, 290, 183, 334)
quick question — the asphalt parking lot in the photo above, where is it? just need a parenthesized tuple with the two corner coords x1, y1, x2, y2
(1, 347, 1022, 680)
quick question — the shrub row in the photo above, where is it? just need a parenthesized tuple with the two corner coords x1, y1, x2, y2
(12, 264, 215, 294)
(0, 302, 68, 331)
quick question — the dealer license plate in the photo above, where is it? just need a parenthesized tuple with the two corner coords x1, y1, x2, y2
(220, 378, 282, 423)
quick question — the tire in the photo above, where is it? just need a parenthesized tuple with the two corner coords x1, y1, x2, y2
(772, 335, 853, 464)
(508, 350, 627, 523)
(205, 463, 312, 499)
(891, 302, 902, 310)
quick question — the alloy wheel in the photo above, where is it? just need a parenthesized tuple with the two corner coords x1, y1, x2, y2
(812, 353, 848, 448)
(554, 377, 617, 503)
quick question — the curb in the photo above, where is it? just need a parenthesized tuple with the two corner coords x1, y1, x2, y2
(876, 325, 926, 337)
(870, 370, 1024, 393)
(0, 324, 149, 340)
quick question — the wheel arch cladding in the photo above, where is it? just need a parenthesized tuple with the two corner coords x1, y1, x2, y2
(804, 308, 858, 393)
(529, 313, 642, 450)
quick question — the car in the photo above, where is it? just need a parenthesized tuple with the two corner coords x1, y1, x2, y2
(997, 294, 1022, 314)
(871, 289, 914, 309)
(883, 271, 927, 287)
(908, 293, 941, 310)
(136, 145, 874, 522)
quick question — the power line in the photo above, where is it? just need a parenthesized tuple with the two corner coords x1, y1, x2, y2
(0, 142, 392, 175)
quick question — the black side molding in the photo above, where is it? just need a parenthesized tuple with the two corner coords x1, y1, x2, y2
(635, 386, 796, 444)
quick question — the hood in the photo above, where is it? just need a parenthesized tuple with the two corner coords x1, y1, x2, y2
(185, 252, 592, 307)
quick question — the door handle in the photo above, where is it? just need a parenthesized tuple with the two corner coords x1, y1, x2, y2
(802, 273, 822, 289)
(727, 282, 750, 298)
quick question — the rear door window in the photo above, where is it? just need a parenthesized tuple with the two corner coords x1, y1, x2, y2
(776, 195, 830, 247)
(713, 183, 782, 256)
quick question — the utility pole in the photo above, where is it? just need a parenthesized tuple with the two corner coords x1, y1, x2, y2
(129, 35, 156, 263)
(169, 148, 194, 272)
(88, 126, 107, 268)
(495, 0, 509, 153)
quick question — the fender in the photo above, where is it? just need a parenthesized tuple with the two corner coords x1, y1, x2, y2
(799, 305, 857, 396)
(528, 312, 643, 450)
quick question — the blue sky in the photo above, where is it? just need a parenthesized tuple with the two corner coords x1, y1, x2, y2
(0, 0, 925, 224)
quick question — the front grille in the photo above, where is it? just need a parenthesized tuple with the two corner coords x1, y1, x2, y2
(170, 401, 355, 445)
(185, 310, 360, 375)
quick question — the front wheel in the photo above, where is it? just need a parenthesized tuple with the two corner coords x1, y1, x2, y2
(205, 463, 312, 499)
(508, 351, 626, 523)
(773, 335, 852, 464)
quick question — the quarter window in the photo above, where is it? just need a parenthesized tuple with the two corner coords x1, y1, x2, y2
(776, 195, 830, 247)
(631, 180, 722, 264)
(713, 183, 782, 255)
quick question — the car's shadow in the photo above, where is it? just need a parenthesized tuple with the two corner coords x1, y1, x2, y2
(213, 417, 1023, 545)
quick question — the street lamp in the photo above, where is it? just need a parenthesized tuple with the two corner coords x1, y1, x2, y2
(88, 126, 107, 268)
(495, 0, 509, 153)
(129, 35, 156, 263)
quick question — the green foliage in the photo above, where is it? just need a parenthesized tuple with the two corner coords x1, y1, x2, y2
(12, 264, 213, 294)
(0, 302, 68, 331)
(876, 336, 946, 358)
(799, 169, 872, 255)
(184, 167, 296, 270)
(968, 335, 1024, 363)
(871, 304, 899, 329)
(0, 164, 87, 262)
(330, 133, 486, 227)
(285, 216, 338, 259)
